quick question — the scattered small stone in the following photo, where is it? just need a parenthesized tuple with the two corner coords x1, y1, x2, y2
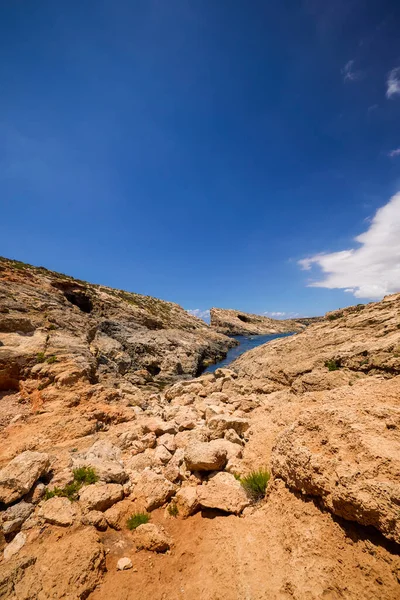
(117, 557, 133, 571)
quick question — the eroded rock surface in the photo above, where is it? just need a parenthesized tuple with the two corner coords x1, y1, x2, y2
(271, 402, 400, 543)
(1, 258, 400, 599)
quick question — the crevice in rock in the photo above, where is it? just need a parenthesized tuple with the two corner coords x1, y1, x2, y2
(237, 314, 251, 323)
(64, 291, 93, 313)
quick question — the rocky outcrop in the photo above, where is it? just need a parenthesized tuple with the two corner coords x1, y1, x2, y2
(271, 402, 400, 544)
(0, 257, 235, 392)
(1, 256, 400, 599)
(0, 452, 49, 505)
(210, 307, 311, 336)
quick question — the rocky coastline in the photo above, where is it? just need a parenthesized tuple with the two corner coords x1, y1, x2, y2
(0, 257, 400, 599)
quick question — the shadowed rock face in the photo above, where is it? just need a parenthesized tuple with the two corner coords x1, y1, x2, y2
(209, 307, 313, 336)
(0, 257, 235, 390)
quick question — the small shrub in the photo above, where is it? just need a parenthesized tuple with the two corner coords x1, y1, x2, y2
(325, 359, 341, 371)
(44, 467, 98, 502)
(44, 481, 81, 501)
(167, 502, 179, 517)
(240, 469, 270, 501)
(36, 352, 45, 363)
(127, 512, 150, 530)
(327, 312, 343, 321)
(73, 466, 98, 485)
(48, 324, 57, 331)
(46, 355, 58, 364)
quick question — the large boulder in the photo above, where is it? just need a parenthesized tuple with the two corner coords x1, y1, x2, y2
(1, 528, 106, 599)
(0, 451, 50, 505)
(79, 484, 124, 512)
(184, 440, 228, 472)
(75, 441, 128, 484)
(39, 497, 77, 527)
(197, 472, 250, 514)
(132, 470, 176, 511)
(271, 404, 400, 544)
(208, 415, 250, 438)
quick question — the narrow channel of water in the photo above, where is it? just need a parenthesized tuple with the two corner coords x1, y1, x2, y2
(205, 332, 295, 374)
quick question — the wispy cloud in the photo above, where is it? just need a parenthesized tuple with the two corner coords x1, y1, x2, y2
(341, 59, 362, 82)
(386, 67, 400, 98)
(298, 192, 400, 299)
(186, 308, 210, 323)
(388, 148, 400, 158)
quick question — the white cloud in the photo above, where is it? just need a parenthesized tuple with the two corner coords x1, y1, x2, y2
(186, 308, 210, 322)
(386, 67, 400, 98)
(341, 60, 362, 82)
(388, 148, 400, 158)
(298, 192, 400, 299)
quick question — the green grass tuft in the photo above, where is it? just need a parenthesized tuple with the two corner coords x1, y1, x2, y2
(167, 502, 179, 517)
(127, 512, 150, 530)
(44, 466, 98, 501)
(46, 355, 58, 364)
(36, 352, 46, 363)
(239, 469, 270, 501)
(324, 358, 341, 371)
(73, 466, 99, 485)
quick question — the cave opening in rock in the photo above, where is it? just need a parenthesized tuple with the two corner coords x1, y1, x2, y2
(64, 291, 93, 313)
(146, 364, 161, 377)
(237, 314, 251, 323)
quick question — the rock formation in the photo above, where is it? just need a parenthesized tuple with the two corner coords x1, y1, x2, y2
(1, 257, 400, 599)
(209, 306, 320, 336)
(0, 256, 236, 394)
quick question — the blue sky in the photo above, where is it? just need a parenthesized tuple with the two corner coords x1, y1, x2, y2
(1, 0, 400, 319)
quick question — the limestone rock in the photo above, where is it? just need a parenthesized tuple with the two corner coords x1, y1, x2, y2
(3, 532, 26, 561)
(208, 415, 250, 438)
(1, 501, 34, 535)
(79, 483, 124, 512)
(134, 523, 171, 552)
(82, 510, 108, 531)
(133, 470, 176, 511)
(184, 440, 228, 472)
(76, 440, 128, 484)
(0, 451, 50, 505)
(39, 497, 77, 527)
(197, 472, 250, 514)
(174, 486, 199, 518)
(3, 528, 106, 599)
(154, 445, 172, 465)
(157, 433, 176, 453)
(271, 404, 400, 544)
(117, 557, 133, 570)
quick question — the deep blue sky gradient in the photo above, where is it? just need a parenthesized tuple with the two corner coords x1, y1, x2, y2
(1, 1, 400, 316)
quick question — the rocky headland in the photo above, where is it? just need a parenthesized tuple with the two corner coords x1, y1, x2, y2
(1, 257, 400, 599)
(210, 306, 321, 336)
